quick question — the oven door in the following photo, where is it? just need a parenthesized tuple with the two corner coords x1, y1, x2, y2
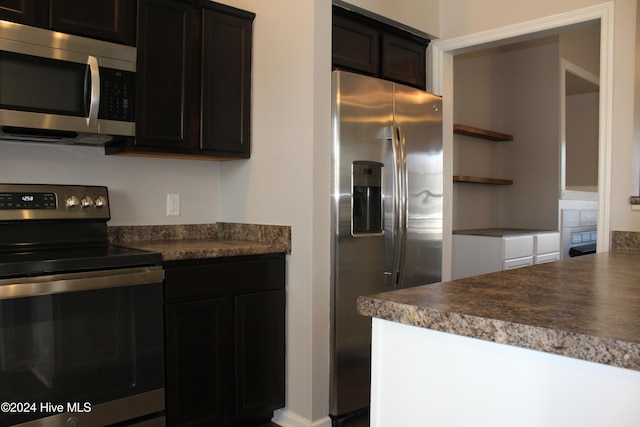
(0, 266, 165, 426)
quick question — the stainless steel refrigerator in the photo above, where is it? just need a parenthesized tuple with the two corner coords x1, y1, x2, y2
(330, 70, 443, 418)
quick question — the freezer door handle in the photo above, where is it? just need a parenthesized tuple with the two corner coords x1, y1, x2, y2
(385, 125, 401, 286)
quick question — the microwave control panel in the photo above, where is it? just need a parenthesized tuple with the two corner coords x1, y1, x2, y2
(99, 67, 135, 122)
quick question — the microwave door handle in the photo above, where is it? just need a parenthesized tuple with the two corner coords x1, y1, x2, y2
(86, 55, 100, 128)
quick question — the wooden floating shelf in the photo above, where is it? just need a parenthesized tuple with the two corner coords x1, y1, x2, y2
(453, 176, 514, 185)
(453, 124, 513, 142)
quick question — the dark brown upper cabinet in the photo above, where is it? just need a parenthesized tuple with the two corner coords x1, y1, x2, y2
(0, 0, 136, 46)
(200, 10, 253, 155)
(0, 0, 41, 26)
(333, 13, 380, 75)
(332, 5, 428, 90)
(131, 0, 198, 153)
(50, 0, 136, 46)
(106, 0, 254, 159)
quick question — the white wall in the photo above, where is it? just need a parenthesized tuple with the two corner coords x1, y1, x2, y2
(559, 25, 601, 75)
(214, 0, 333, 424)
(561, 24, 601, 193)
(440, 0, 607, 38)
(452, 49, 504, 230)
(566, 91, 599, 188)
(0, 141, 221, 225)
(453, 36, 561, 231)
(499, 36, 560, 230)
(340, 0, 439, 37)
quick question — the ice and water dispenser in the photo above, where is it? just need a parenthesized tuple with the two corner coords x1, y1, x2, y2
(352, 161, 383, 235)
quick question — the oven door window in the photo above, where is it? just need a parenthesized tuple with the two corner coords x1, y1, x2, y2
(0, 283, 163, 426)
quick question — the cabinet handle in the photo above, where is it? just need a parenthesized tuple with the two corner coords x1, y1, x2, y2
(505, 262, 531, 270)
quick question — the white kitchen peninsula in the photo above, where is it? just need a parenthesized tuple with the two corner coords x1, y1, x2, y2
(358, 251, 640, 427)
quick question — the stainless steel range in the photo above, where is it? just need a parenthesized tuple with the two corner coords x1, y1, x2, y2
(0, 184, 165, 427)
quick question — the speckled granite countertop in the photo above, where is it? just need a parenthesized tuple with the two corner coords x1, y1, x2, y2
(453, 228, 557, 237)
(358, 250, 640, 372)
(108, 222, 290, 261)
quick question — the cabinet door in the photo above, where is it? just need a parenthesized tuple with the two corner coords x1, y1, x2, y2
(0, 0, 45, 26)
(502, 235, 534, 260)
(235, 290, 285, 417)
(535, 232, 560, 255)
(201, 9, 252, 156)
(165, 298, 233, 427)
(332, 13, 380, 75)
(381, 33, 426, 89)
(135, 0, 199, 151)
(49, 0, 136, 45)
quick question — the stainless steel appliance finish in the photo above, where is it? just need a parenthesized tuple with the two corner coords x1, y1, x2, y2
(0, 184, 165, 426)
(0, 265, 164, 300)
(0, 183, 111, 221)
(0, 21, 136, 145)
(330, 70, 443, 417)
(10, 377, 165, 427)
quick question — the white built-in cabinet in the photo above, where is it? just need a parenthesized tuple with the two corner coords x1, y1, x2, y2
(534, 232, 561, 264)
(452, 231, 559, 280)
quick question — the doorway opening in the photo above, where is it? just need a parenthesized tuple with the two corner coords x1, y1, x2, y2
(561, 58, 600, 199)
(430, 4, 613, 279)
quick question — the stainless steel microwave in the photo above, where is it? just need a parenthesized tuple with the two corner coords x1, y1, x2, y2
(0, 20, 136, 145)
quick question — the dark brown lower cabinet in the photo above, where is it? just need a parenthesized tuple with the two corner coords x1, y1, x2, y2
(164, 254, 285, 427)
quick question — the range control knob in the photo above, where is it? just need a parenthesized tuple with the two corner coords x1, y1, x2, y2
(94, 196, 106, 208)
(80, 196, 93, 208)
(65, 195, 79, 208)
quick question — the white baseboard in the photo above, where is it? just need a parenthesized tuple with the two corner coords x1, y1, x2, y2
(272, 408, 332, 427)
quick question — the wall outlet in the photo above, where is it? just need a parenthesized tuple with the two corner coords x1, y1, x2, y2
(167, 194, 180, 216)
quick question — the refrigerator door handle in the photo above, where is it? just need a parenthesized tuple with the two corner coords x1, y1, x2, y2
(386, 125, 405, 286)
(396, 125, 408, 286)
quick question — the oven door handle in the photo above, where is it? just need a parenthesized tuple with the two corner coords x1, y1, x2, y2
(0, 266, 164, 300)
